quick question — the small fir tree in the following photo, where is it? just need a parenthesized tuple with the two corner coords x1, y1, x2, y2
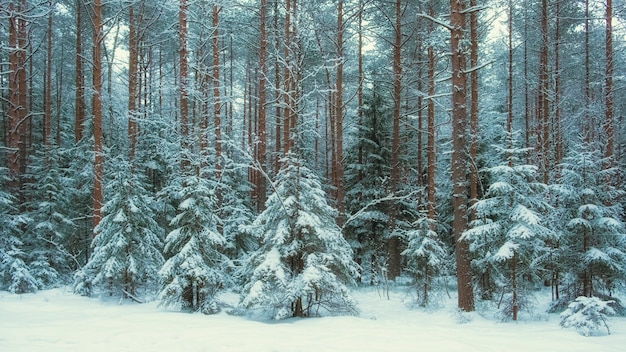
(560, 296, 615, 336)
(343, 89, 392, 284)
(22, 146, 76, 287)
(463, 133, 554, 320)
(77, 158, 164, 298)
(241, 153, 359, 319)
(403, 215, 449, 307)
(553, 144, 626, 298)
(0, 168, 37, 293)
(158, 172, 231, 314)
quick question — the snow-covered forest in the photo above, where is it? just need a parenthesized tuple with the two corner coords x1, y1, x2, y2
(1, 0, 626, 340)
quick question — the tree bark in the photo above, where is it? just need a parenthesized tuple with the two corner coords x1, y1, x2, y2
(212, 4, 222, 171)
(257, 0, 268, 208)
(387, 0, 403, 281)
(7, 0, 28, 194)
(426, 3, 436, 222)
(44, 0, 53, 146)
(179, 0, 189, 171)
(335, 0, 345, 224)
(604, 0, 614, 164)
(539, 0, 549, 184)
(92, 0, 104, 232)
(450, 0, 474, 312)
(469, 0, 479, 216)
(128, 2, 138, 161)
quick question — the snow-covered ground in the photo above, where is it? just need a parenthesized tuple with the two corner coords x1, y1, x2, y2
(1, 286, 625, 352)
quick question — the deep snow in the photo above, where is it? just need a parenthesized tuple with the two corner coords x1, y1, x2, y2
(1, 286, 625, 352)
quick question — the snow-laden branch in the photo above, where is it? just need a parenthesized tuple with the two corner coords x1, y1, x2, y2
(417, 13, 453, 31)
(463, 60, 495, 74)
(341, 190, 421, 231)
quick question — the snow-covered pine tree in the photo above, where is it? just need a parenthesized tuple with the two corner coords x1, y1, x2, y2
(343, 88, 392, 285)
(241, 153, 359, 319)
(158, 171, 231, 314)
(553, 144, 626, 299)
(76, 158, 163, 299)
(218, 153, 256, 263)
(22, 146, 76, 287)
(403, 215, 449, 307)
(0, 168, 38, 293)
(462, 132, 554, 320)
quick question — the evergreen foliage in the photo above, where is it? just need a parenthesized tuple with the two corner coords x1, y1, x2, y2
(552, 144, 626, 298)
(560, 296, 615, 336)
(463, 132, 554, 319)
(403, 215, 449, 307)
(22, 146, 76, 287)
(241, 153, 359, 319)
(75, 158, 164, 298)
(158, 171, 231, 314)
(344, 89, 392, 284)
(0, 170, 37, 293)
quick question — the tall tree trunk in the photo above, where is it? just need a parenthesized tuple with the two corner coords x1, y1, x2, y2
(387, 0, 403, 281)
(257, 0, 268, 209)
(507, 0, 513, 140)
(539, 0, 549, 184)
(128, 3, 138, 161)
(282, 0, 292, 155)
(7, 0, 28, 194)
(469, 0, 479, 215)
(179, 0, 189, 171)
(44, 0, 53, 146)
(426, 3, 436, 222)
(357, 0, 364, 184)
(450, 0, 474, 312)
(335, 0, 345, 224)
(273, 0, 282, 173)
(604, 0, 614, 164)
(92, 0, 104, 232)
(554, 0, 562, 166)
(584, 0, 591, 144)
(212, 4, 222, 170)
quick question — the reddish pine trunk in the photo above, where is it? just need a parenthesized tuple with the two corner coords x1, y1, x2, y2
(426, 4, 436, 222)
(537, 0, 550, 184)
(257, 0, 268, 208)
(335, 0, 345, 224)
(44, 1, 53, 146)
(74, 0, 85, 143)
(92, 0, 104, 231)
(179, 0, 189, 171)
(387, 0, 403, 280)
(128, 4, 138, 161)
(469, 0, 479, 215)
(604, 0, 614, 163)
(450, 0, 474, 312)
(213, 4, 222, 170)
(7, 1, 28, 193)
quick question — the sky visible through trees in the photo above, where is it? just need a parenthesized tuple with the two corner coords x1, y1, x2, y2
(1, 0, 626, 323)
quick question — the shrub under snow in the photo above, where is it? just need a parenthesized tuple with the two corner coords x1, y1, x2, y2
(559, 296, 615, 336)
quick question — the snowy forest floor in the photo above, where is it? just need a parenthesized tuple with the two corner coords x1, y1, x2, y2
(1, 285, 625, 352)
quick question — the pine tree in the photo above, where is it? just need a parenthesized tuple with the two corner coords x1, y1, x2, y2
(241, 153, 359, 319)
(76, 158, 163, 298)
(218, 154, 256, 262)
(463, 132, 554, 320)
(403, 215, 449, 307)
(344, 89, 392, 285)
(0, 168, 37, 293)
(22, 146, 77, 287)
(554, 144, 626, 298)
(158, 172, 231, 314)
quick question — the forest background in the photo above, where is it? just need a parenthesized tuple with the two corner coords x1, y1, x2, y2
(1, 0, 625, 320)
